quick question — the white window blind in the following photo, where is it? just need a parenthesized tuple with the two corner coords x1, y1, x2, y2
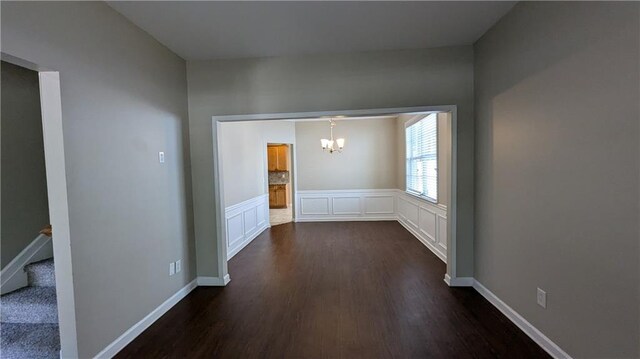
(406, 113, 438, 202)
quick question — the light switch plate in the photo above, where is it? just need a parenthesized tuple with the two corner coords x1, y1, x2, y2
(159, 152, 165, 163)
(175, 259, 182, 273)
(537, 288, 547, 308)
(169, 262, 175, 276)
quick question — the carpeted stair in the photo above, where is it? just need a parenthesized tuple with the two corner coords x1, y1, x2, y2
(1, 258, 60, 358)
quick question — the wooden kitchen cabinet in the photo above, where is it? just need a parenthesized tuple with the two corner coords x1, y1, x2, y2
(267, 145, 288, 171)
(269, 185, 287, 208)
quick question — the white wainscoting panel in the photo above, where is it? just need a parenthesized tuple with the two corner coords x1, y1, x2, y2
(300, 197, 330, 215)
(332, 197, 361, 215)
(295, 189, 447, 262)
(396, 191, 447, 261)
(296, 190, 397, 222)
(364, 195, 395, 215)
(225, 194, 269, 259)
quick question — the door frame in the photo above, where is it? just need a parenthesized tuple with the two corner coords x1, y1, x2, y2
(1, 53, 79, 357)
(212, 105, 460, 284)
(264, 142, 297, 225)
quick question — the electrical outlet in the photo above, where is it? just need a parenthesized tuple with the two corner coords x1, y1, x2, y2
(537, 288, 547, 308)
(169, 262, 175, 276)
(159, 151, 165, 163)
(175, 259, 182, 273)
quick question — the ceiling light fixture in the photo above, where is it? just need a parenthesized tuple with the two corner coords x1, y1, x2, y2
(320, 118, 345, 154)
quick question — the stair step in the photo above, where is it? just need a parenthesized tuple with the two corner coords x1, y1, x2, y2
(25, 258, 55, 287)
(0, 323, 60, 359)
(1, 286, 58, 324)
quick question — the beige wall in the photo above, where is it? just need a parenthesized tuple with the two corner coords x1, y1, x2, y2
(220, 120, 295, 207)
(295, 118, 397, 190)
(474, 2, 639, 357)
(1, 2, 193, 357)
(187, 46, 475, 278)
(1, 61, 50, 268)
(396, 112, 451, 206)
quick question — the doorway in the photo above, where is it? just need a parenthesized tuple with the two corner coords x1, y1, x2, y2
(212, 105, 461, 286)
(0, 54, 78, 357)
(267, 143, 294, 226)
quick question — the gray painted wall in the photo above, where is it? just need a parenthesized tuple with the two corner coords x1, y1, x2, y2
(1, 61, 49, 268)
(295, 118, 397, 190)
(187, 46, 475, 278)
(474, 2, 639, 357)
(1, 2, 194, 357)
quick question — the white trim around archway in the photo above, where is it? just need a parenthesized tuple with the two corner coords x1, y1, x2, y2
(211, 105, 461, 286)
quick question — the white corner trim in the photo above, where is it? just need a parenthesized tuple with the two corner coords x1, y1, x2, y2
(1, 234, 53, 294)
(443, 274, 474, 287)
(197, 274, 231, 286)
(472, 280, 572, 359)
(94, 279, 198, 359)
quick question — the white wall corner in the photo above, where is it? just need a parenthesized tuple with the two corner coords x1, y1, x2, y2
(93, 279, 198, 358)
(472, 280, 572, 359)
(197, 274, 231, 286)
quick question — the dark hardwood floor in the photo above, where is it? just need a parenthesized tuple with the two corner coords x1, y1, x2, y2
(117, 221, 549, 358)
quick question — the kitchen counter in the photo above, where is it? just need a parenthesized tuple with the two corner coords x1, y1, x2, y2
(268, 171, 289, 185)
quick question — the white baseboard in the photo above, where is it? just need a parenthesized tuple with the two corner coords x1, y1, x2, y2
(1, 234, 53, 294)
(472, 280, 572, 359)
(296, 217, 397, 222)
(94, 279, 198, 358)
(443, 274, 474, 287)
(197, 274, 231, 286)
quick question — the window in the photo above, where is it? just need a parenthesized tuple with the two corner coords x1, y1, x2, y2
(405, 113, 438, 202)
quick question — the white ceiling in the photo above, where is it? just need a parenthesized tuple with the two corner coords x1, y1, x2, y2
(108, 1, 516, 61)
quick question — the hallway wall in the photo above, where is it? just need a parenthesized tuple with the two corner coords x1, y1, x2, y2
(474, 2, 640, 357)
(1, 2, 194, 357)
(1, 61, 49, 268)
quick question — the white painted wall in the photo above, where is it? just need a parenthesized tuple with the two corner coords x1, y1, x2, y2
(219, 120, 295, 207)
(187, 46, 474, 278)
(295, 118, 397, 190)
(474, 2, 639, 357)
(1, 61, 50, 268)
(1, 2, 194, 357)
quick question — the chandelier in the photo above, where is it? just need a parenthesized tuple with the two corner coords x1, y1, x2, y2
(320, 119, 345, 153)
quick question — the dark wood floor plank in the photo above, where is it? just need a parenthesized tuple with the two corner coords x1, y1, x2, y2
(116, 221, 549, 359)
